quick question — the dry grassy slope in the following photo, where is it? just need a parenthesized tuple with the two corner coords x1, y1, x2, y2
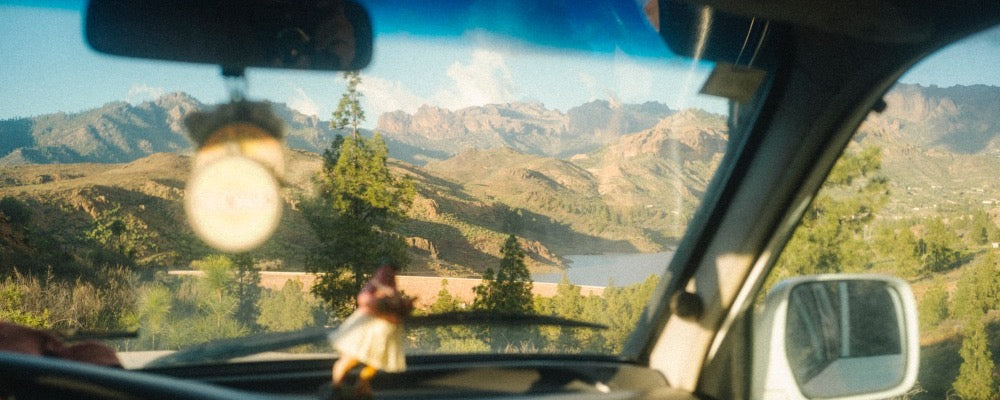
(425, 147, 648, 253)
(0, 152, 318, 270)
(0, 150, 573, 276)
(855, 119, 1000, 221)
(576, 109, 727, 208)
(392, 158, 571, 276)
(422, 109, 730, 253)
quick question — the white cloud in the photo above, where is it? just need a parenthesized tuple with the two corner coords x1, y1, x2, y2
(288, 87, 319, 117)
(433, 49, 518, 109)
(350, 49, 520, 122)
(126, 83, 165, 104)
(358, 75, 426, 118)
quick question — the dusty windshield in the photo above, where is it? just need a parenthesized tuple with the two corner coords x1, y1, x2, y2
(0, 2, 733, 367)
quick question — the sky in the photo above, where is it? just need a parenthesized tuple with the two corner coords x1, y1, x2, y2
(2, 3, 999, 128)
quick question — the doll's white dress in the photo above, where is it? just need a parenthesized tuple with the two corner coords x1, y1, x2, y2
(328, 309, 406, 372)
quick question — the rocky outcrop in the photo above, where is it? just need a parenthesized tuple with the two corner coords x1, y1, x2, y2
(377, 100, 674, 157)
(407, 236, 440, 259)
(862, 83, 1000, 154)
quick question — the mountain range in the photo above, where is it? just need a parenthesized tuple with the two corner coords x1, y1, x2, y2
(854, 83, 1000, 216)
(0, 93, 338, 165)
(1, 83, 998, 275)
(0, 95, 679, 166)
(377, 100, 674, 158)
(4, 82, 998, 165)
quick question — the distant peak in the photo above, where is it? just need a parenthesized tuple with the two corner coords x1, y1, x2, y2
(659, 108, 721, 124)
(97, 100, 132, 111)
(154, 92, 202, 107)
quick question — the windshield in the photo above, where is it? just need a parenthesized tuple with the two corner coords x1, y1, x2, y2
(0, 1, 739, 368)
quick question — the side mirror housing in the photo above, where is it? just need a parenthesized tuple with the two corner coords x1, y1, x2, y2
(752, 275, 919, 400)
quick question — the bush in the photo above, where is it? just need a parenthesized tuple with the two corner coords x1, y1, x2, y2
(919, 279, 949, 330)
(0, 196, 31, 226)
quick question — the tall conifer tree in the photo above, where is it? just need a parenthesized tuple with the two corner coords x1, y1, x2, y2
(473, 234, 534, 314)
(304, 72, 414, 318)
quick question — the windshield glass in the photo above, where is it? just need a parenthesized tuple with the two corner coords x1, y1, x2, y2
(0, 1, 738, 368)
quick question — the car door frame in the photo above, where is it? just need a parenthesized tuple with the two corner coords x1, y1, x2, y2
(625, 2, 1000, 398)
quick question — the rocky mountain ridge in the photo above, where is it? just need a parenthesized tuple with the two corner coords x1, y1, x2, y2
(0, 93, 341, 165)
(377, 99, 675, 158)
(860, 83, 1000, 154)
(4, 83, 995, 167)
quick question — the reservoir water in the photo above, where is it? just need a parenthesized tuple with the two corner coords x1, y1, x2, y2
(532, 252, 673, 287)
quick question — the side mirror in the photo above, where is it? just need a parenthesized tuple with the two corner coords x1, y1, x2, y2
(752, 275, 919, 400)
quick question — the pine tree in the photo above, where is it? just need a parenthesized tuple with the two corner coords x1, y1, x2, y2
(331, 71, 364, 138)
(322, 134, 345, 171)
(172, 255, 248, 345)
(950, 252, 999, 400)
(951, 252, 1000, 322)
(548, 274, 586, 349)
(953, 316, 998, 400)
(473, 234, 534, 314)
(231, 253, 262, 331)
(429, 280, 463, 313)
(304, 73, 414, 318)
(257, 280, 317, 332)
(769, 146, 888, 287)
(968, 209, 998, 246)
(137, 284, 172, 349)
(918, 218, 963, 273)
(918, 277, 949, 330)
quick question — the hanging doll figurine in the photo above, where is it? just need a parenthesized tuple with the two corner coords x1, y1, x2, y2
(329, 261, 414, 399)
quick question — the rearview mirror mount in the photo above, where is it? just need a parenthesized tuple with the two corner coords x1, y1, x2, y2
(752, 275, 919, 400)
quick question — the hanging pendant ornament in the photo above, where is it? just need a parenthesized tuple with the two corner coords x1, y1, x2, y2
(182, 82, 286, 253)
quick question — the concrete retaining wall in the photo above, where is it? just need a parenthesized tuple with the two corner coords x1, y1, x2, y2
(168, 271, 605, 308)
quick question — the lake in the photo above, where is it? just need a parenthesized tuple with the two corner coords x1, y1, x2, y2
(532, 252, 673, 287)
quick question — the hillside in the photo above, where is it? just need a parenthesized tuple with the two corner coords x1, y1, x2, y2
(0, 103, 730, 276)
(0, 152, 317, 274)
(0, 93, 721, 275)
(0, 150, 580, 276)
(855, 84, 1000, 218)
(0, 127, 717, 277)
(423, 108, 729, 252)
(1, 83, 998, 278)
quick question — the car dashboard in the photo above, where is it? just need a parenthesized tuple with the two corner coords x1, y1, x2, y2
(1, 352, 699, 400)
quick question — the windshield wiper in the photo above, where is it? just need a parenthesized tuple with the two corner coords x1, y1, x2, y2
(145, 326, 333, 368)
(58, 329, 139, 341)
(145, 312, 606, 368)
(409, 311, 607, 329)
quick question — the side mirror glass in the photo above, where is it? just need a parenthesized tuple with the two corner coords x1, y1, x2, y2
(752, 275, 919, 400)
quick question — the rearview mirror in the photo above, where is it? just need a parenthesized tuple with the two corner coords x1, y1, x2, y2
(752, 275, 919, 400)
(85, 0, 372, 71)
